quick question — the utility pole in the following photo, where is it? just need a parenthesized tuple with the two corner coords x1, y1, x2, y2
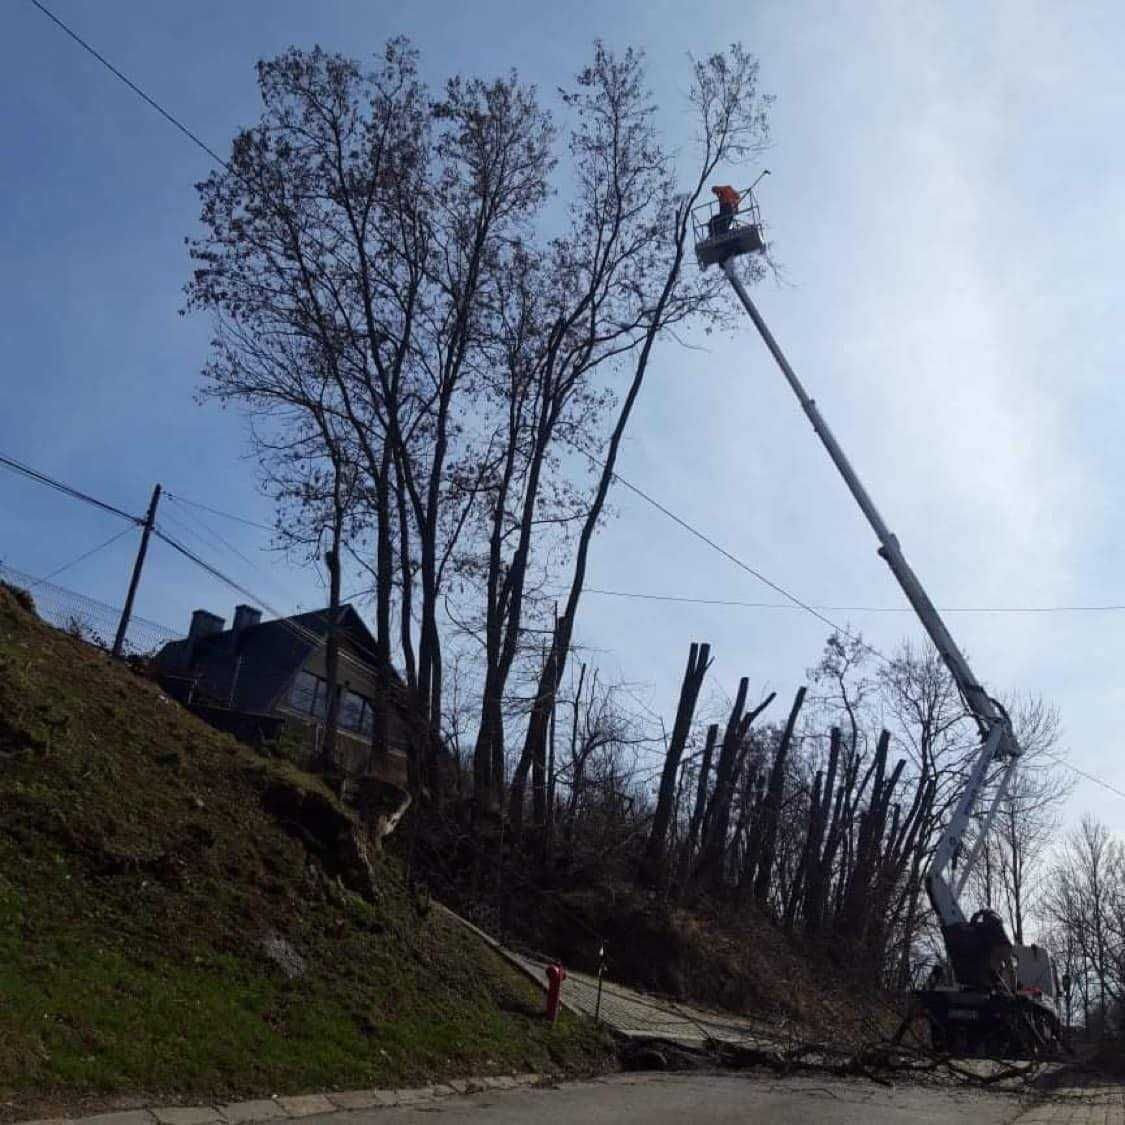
(112, 483, 161, 659)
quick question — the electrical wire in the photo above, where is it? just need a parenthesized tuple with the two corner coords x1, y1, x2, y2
(159, 501, 306, 625)
(8, 441, 1124, 622)
(0, 452, 141, 524)
(9, 450, 1123, 805)
(154, 525, 284, 619)
(164, 491, 275, 533)
(27, 526, 135, 589)
(157, 507, 221, 552)
(166, 494, 267, 570)
(0, 450, 360, 669)
(578, 586, 1125, 616)
(1042, 751, 1125, 803)
(26, 0, 230, 169)
(5, 397, 1124, 803)
(26, 0, 357, 303)
(567, 443, 890, 664)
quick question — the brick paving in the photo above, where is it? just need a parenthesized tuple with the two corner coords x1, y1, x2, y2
(1014, 1079, 1125, 1123)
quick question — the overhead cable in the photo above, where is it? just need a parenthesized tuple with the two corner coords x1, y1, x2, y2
(164, 491, 275, 533)
(579, 586, 1125, 616)
(28, 526, 136, 588)
(0, 452, 141, 524)
(27, 0, 231, 169)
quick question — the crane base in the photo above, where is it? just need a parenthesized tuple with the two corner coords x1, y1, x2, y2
(913, 987, 1064, 1060)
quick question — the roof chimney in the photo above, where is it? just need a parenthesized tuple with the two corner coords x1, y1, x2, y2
(189, 609, 225, 641)
(232, 604, 262, 639)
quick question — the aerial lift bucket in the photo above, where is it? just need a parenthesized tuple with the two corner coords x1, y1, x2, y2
(692, 183, 766, 270)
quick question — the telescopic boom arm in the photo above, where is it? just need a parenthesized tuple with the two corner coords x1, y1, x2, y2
(718, 257, 1021, 929)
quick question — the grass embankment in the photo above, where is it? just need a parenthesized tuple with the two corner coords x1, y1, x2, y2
(0, 586, 611, 1121)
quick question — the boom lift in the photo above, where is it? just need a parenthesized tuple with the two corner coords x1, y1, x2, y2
(694, 184, 1065, 1056)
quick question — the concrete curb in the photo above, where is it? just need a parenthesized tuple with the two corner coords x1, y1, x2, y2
(16, 1073, 545, 1125)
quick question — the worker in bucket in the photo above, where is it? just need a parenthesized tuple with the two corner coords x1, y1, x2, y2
(710, 184, 741, 236)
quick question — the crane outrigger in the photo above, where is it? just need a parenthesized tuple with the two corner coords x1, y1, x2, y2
(694, 183, 1065, 1056)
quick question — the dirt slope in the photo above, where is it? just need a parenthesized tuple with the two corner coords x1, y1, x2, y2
(0, 586, 610, 1122)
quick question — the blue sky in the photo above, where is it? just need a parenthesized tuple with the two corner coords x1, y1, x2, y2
(3, 1, 1125, 826)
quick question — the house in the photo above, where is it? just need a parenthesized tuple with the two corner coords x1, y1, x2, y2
(154, 603, 413, 788)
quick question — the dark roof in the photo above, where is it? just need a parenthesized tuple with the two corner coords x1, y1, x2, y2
(155, 604, 389, 714)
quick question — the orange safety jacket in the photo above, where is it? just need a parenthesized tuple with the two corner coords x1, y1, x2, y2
(712, 185, 740, 209)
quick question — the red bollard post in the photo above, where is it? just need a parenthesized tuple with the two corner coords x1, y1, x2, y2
(545, 963, 567, 1024)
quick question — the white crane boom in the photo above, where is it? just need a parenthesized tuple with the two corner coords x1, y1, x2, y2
(716, 257, 1020, 933)
(693, 187, 1064, 1054)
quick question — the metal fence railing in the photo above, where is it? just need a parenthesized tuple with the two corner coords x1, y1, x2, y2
(0, 563, 183, 658)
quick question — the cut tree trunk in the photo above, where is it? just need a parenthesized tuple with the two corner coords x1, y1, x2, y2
(640, 641, 712, 886)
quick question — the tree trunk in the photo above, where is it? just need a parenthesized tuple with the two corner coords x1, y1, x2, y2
(682, 722, 718, 882)
(640, 642, 712, 886)
(805, 728, 844, 936)
(320, 533, 343, 774)
(784, 768, 822, 931)
(752, 687, 807, 906)
(696, 679, 749, 893)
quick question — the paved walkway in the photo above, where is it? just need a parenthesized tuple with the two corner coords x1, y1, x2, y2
(432, 902, 777, 1046)
(508, 951, 776, 1045)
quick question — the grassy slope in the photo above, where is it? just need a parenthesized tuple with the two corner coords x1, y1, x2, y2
(0, 587, 610, 1121)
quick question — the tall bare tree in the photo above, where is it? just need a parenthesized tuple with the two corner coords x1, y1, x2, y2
(512, 46, 772, 832)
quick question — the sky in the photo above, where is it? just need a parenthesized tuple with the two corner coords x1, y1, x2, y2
(3, 0, 1125, 829)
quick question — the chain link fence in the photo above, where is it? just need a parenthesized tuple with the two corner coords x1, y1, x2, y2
(0, 563, 183, 657)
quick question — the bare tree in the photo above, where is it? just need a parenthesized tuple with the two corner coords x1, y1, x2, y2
(514, 45, 772, 832)
(1045, 816, 1124, 1030)
(187, 40, 772, 824)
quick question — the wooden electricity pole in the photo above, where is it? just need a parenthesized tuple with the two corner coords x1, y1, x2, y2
(112, 483, 161, 658)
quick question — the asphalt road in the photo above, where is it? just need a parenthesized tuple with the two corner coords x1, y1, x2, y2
(298, 1072, 1034, 1124)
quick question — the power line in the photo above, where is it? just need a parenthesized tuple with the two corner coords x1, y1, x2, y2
(164, 492, 275, 533)
(154, 524, 284, 619)
(158, 506, 221, 552)
(579, 586, 1125, 616)
(567, 443, 890, 664)
(11, 446, 1125, 622)
(160, 499, 305, 618)
(166, 494, 267, 570)
(1043, 751, 1125, 803)
(28, 526, 135, 589)
(9, 451, 1125, 804)
(27, 0, 230, 170)
(0, 452, 141, 524)
(26, 0, 356, 296)
(0, 449, 371, 672)
(167, 488, 1125, 619)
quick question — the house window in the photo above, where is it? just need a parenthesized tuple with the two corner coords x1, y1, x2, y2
(340, 690, 366, 733)
(289, 670, 324, 717)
